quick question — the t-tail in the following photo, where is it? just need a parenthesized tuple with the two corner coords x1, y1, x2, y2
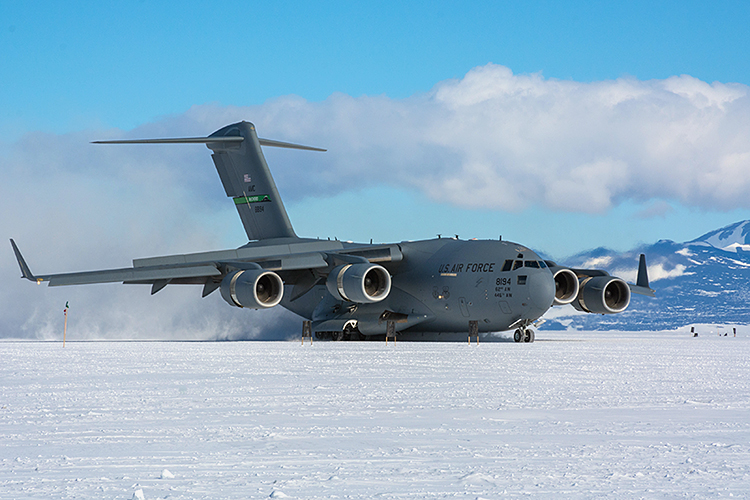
(93, 121, 325, 241)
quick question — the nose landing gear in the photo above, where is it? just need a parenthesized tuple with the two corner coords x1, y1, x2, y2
(513, 328, 535, 343)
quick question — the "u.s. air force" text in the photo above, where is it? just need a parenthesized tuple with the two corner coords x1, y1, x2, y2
(438, 262, 495, 274)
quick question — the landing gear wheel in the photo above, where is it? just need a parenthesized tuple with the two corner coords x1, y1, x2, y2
(315, 332, 323, 340)
(523, 329, 535, 343)
(331, 330, 344, 341)
(513, 329, 523, 343)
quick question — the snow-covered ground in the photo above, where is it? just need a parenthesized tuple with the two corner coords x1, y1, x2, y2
(2, 332, 749, 499)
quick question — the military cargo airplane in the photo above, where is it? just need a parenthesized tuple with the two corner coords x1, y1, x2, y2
(11, 121, 654, 342)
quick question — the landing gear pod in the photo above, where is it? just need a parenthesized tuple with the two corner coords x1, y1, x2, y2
(220, 270, 284, 309)
(551, 268, 580, 305)
(326, 263, 391, 303)
(574, 276, 630, 314)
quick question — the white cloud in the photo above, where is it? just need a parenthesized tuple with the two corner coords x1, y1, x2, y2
(207, 64, 750, 213)
(580, 256, 614, 269)
(106, 64, 750, 215)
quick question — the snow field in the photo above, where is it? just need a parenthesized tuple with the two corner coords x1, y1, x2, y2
(1, 332, 749, 499)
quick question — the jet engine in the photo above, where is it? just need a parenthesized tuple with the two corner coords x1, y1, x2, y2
(326, 263, 391, 303)
(551, 267, 580, 306)
(573, 276, 630, 314)
(220, 269, 284, 309)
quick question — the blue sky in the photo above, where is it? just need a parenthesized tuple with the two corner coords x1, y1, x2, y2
(3, 1, 749, 136)
(2, 1, 750, 338)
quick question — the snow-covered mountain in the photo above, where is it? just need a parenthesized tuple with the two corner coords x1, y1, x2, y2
(687, 220, 750, 253)
(542, 220, 750, 331)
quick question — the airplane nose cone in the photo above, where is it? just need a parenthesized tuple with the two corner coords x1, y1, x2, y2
(528, 271, 555, 312)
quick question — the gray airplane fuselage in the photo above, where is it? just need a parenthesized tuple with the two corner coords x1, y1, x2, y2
(281, 237, 555, 336)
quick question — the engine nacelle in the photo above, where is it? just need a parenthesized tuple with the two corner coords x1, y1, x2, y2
(326, 263, 391, 303)
(551, 267, 580, 306)
(574, 276, 630, 314)
(220, 269, 284, 309)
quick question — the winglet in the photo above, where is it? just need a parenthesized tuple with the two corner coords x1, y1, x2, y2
(636, 253, 649, 288)
(9, 239, 38, 282)
(629, 253, 655, 297)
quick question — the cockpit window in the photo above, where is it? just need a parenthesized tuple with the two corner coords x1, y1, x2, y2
(501, 259, 545, 272)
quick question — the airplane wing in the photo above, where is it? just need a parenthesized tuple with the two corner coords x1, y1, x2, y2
(10, 238, 402, 297)
(570, 253, 655, 297)
(11, 238, 223, 295)
(545, 252, 655, 313)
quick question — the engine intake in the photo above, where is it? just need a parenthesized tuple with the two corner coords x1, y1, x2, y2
(326, 263, 391, 303)
(551, 267, 580, 305)
(220, 269, 283, 309)
(574, 276, 630, 314)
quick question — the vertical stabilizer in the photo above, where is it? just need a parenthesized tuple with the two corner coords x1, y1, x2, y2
(92, 121, 324, 242)
(208, 122, 297, 241)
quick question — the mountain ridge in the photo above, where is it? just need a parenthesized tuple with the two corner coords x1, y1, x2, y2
(541, 220, 750, 331)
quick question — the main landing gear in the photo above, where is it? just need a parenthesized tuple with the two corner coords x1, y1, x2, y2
(315, 322, 367, 341)
(513, 328, 535, 343)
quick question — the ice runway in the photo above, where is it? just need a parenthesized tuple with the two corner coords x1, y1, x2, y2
(2, 332, 749, 499)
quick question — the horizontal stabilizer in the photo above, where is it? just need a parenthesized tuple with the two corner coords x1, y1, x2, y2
(257, 138, 326, 152)
(92, 137, 244, 145)
(92, 136, 325, 151)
